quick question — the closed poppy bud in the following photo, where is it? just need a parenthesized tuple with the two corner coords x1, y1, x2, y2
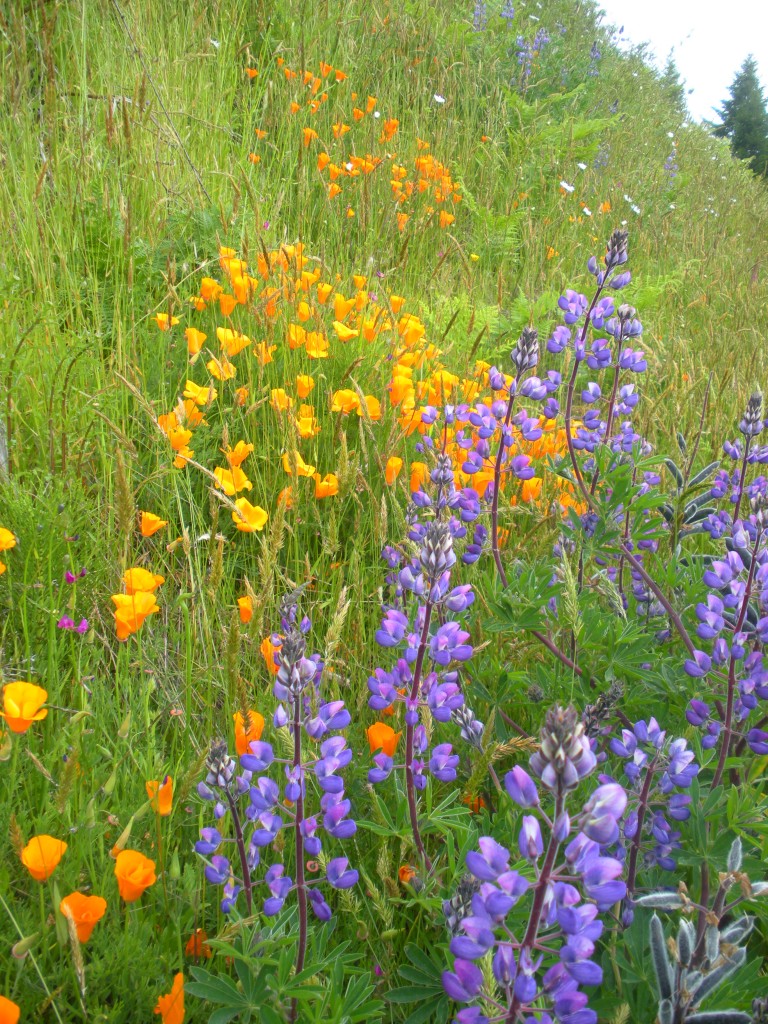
(21, 835, 67, 881)
(237, 596, 253, 624)
(146, 776, 173, 816)
(154, 972, 184, 1024)
(260, 636, 281, 675)
(0, 996, 20, 1024)
(114, 849, 156, 902)
(59, 892, 107, 943)
(1, 682, 48, 734)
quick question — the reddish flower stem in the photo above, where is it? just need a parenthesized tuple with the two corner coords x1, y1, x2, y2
(624, 754, 658, 907)
(505, 790, 566, 1022)
(289, 692, 307, 1023)
(711, 529, 762, 789)
(405, 600, 434, 872)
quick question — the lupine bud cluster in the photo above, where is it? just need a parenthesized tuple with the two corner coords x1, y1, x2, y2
(442, 706, 627, 1024)
(196, 592, 357, 918)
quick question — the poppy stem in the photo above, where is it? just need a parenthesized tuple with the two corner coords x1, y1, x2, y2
(156, 813, 169, 914)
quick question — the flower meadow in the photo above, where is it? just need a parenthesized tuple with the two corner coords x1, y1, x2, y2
(2, 1, 768, 1022)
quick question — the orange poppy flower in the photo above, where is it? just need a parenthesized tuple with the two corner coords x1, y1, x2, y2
(183, 380, 218, 406)
(313, 473, 339, 498)
(0, 996, 20, 1024)
(184, 328, 207, 357)
(282, 452, 316, 477)
(0, 526, 16, 575)
(302, 128, 318, 148)
(234, 386, 250, 407)
(245, 67, 258, 78)
(154, 972, 184, 1024)
(385, 456, 403, 485)
(237, 596, 253, 624)
(123, 567, 165, 595)
(278, 486, 293, 509)
(270, 388, 294, 412)
(260, 635, 281, 675)
(398, 864, 416, 884)
(254, 128, 267, 139)
(232, 499, 269, 533)
(114, 850, 156, 902)
(60, 892, 107, 943)
(305, 331, 329, 358)
(21, 835, 67, 881)
(223, 441, 254, 468)
(213, 466, 253, 496)
(234, 710, 265, 756)
(331, 389, 360, 414)
(146, 776, 173, 816)
(366, 722, 401, 757)
(409, 462, 429, 493)
(1, 682, 48, 734)
(152, 313, 179, 331)
(140, 512, 168, 538)
(316, 282, 333, 304)
(359, 395, 381, 421)
(112, 592, 161, 641)
(199, 278, 222, 302)
(296, 374, 315, 399)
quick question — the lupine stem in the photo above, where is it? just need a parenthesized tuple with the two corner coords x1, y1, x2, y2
(490, 383, 519, 587)
(293, 693, 308, 978)
(405, 600, 434, 872)
(505, 790, 566, 1022)
(711, 529, 762, 789)
(624, 755, 658, 908)
(224, 788, 253, 914)
(732, 436, 752, 523)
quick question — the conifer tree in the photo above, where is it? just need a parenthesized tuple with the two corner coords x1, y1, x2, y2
(713, 56, 768, 176)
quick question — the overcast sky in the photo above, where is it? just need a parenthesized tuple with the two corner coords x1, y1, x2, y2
(594, 0, 768, 123)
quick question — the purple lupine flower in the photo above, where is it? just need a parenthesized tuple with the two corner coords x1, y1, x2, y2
(505, 766, 540, 807)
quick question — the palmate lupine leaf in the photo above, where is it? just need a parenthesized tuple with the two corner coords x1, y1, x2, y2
(386, 943, 450, 1024)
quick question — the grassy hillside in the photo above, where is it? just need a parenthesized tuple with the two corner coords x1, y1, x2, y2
(1, 1, 767, 1021)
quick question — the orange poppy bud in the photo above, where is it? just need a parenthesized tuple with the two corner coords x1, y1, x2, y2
(366, 722, 401, 757)
(385, 456, 403, 485)
(260, 635, 281, 675)
(145, 776, 173, 816)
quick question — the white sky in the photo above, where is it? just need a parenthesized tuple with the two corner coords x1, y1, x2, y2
(594, 0, 768, 122)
